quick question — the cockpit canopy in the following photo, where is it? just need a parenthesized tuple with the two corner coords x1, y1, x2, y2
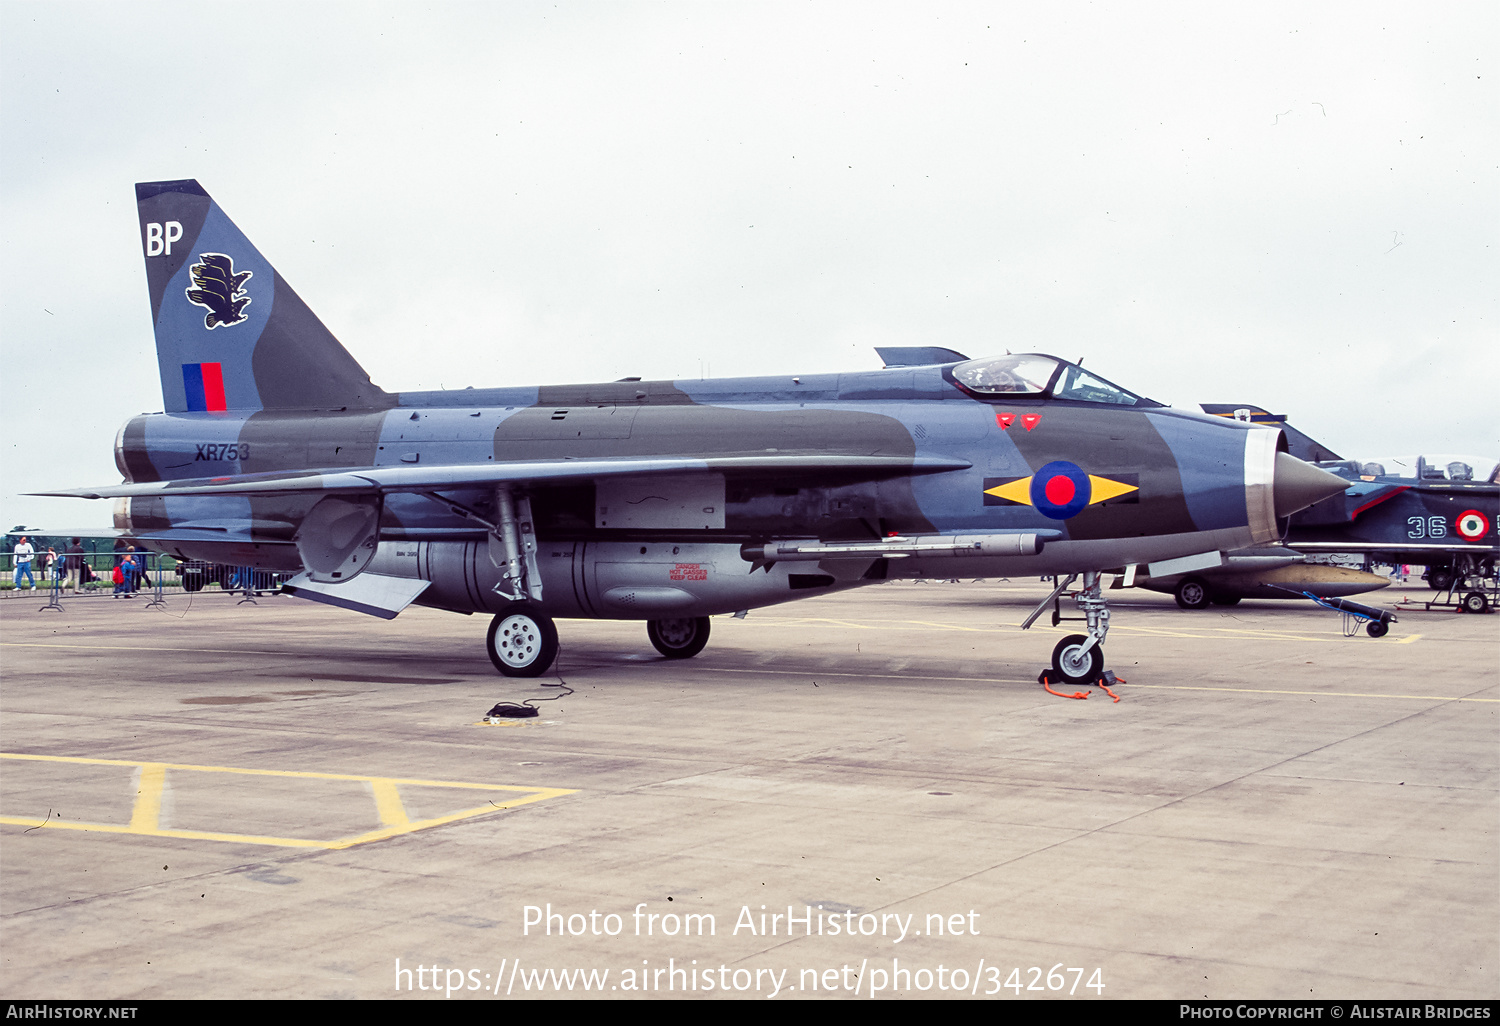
(949, 354, 1157, 407)
(1326, 455, 1500, 484)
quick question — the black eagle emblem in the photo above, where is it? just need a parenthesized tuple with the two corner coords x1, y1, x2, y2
(185, 253, 253, 329)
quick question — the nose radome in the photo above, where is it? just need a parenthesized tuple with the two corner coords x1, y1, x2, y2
(1273, 452, 1349, 518)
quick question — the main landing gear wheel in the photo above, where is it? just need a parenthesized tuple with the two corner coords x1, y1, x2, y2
(1052, 634, 1103, 685)
(487, 604, 559, 677)
(1428, 569, 1455, 592)
(1366, 621, 1390, 638)
(1174, 577, 1211, 610)
(647, 616, 711, 659)
(1462, 591, 1490, 614)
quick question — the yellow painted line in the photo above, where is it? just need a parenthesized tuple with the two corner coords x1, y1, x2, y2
(905, 620, 1004, 634)
(745, 616, 1019, 632)
(128, 763, 167, 832)
(0, 818, 330, 848)
(321, 794, 564, 850)
(701, 666, 1493, 701)
(369, 778, 410, 827)
(0, 753, 575, 849)
(708, 666, 1036, 685)
(749, 617, 881, 631)
(737, 616, 1418, 645)
(0, 642, 288, 655)
(0, 752, 559, 789)
(1076, 624, 1216, 640)
(5, 616, 1427, 653)
(1126, 684, 1496, 702)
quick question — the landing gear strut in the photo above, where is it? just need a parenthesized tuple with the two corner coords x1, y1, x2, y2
(1023, 571, 1113, 684)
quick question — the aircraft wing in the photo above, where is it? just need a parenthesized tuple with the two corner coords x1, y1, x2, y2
(1291, 480, 1411, 526)
(33, 452, 972, 500)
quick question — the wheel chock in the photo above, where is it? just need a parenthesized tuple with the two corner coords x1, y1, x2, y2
(1038, 668, 1125, 702)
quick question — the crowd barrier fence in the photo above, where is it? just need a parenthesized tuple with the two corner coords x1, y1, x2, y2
(1, 550, 291, 608)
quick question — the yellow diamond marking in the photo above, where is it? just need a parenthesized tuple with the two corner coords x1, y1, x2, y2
(1086, 475, 1139, 503)
(0, 753, 574, 850)
(983, 477, 1034, 504)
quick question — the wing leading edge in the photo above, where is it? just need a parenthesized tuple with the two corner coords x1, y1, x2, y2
(33, 453, 971, 501)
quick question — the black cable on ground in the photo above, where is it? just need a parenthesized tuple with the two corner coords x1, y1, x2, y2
(486, 645, 574, 720)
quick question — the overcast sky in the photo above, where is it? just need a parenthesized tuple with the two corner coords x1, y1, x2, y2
(2, 1, 1495, 529)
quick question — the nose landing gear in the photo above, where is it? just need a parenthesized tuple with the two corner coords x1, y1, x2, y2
(1023, 570, 1114, 685)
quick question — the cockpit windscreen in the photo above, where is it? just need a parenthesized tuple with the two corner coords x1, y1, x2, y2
(1051, 364, 1144, 405)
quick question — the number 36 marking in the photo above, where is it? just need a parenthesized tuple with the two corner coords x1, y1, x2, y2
(1407, 516, 1447, 539)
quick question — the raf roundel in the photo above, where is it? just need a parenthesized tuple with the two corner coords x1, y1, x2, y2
(1456, 510, 1489, 542)
(1029, 460, 1093, 520)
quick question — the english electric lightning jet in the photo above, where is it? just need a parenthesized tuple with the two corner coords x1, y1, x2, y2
(38, 180, 1352, 684)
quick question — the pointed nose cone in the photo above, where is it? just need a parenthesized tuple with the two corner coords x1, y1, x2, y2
(1273, 452, 1349, 518)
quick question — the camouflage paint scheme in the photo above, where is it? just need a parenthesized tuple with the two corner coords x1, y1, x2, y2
(45, 182, 1351, 665)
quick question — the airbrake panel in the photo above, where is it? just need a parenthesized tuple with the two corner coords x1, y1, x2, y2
(294, 494, 381, 583)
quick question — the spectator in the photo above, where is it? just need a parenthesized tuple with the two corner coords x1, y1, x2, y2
(125, 545, 143, 593)
(13, 536, 35, 590)
(114, 553, 138, 598)
(64, 539, 84, 592)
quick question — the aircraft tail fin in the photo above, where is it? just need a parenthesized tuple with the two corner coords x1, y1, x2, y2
(135, 180, 393, 414)
(1198, 404, 1342, 463)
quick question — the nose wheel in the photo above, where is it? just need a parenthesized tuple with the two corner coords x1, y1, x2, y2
(1052, 634, 1104, 684)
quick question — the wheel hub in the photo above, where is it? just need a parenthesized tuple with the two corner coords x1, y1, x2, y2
(495, 615, 540, 666)
(1059, 644, 1093, 677)
(654, 618, 696, 647)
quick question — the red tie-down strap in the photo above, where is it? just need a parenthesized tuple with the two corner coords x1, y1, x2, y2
(1037, 669, 1125, 702)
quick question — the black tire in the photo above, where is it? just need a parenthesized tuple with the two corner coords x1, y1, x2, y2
(181, 576, 205, 593)
(1428, 569, 1455, 592)
(647, 617, 711, 659)
(1210, 594, 1242, 606)
(1051, 634, 1103, 685)
(1174, 577, 1211, 610)
(1462, 591, 1490, 615)
(1366, 621, 1389, 638)
(486, 605, 559, 677)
